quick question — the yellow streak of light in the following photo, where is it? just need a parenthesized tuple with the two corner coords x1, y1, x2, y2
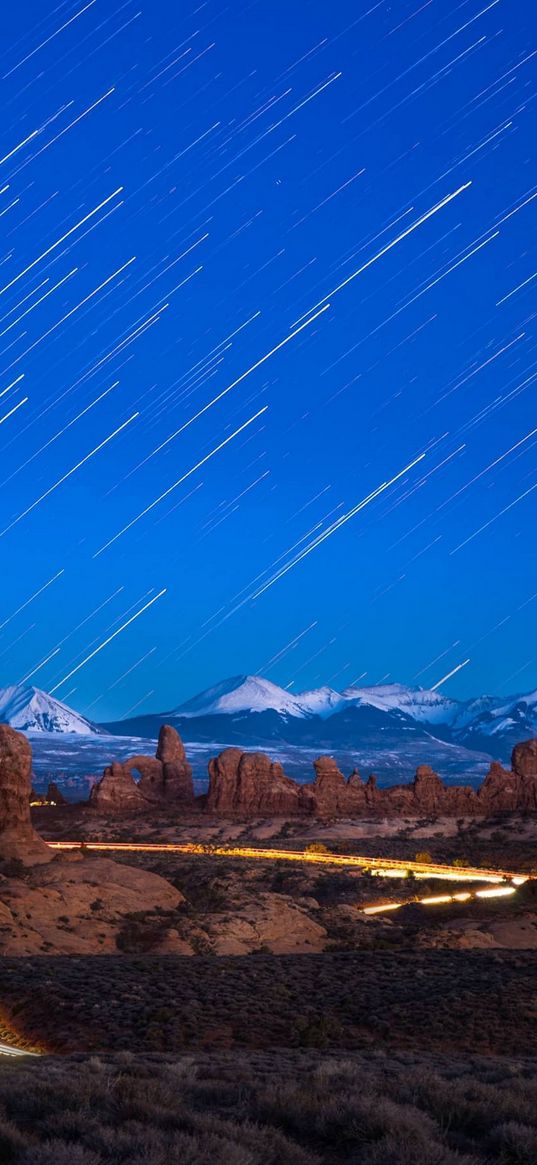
(475, 886, 516, 898)
(47, 840, 524, 883)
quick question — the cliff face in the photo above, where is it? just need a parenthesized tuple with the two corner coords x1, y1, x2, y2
(94, 727, 537, 819)
(90, 725, 194, 812)
(0, 724, 53, 864)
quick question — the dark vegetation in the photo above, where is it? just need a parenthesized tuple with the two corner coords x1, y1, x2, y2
(1, 950, 536, 1055)
(2, 1048, 537, 1164)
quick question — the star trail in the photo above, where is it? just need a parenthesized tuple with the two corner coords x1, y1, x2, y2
(0, 0, 535, 718)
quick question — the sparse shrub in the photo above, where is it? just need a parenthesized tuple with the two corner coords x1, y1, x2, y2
(0, 1116, 28, 1156)
(19, 1143, 103, 1165)
(115, 914, 169, 953)
(415, 851, 433, 864)
(0, 858, 26, 878)
(189, 933, 213, 955)
(490, 1119, 537, 1162)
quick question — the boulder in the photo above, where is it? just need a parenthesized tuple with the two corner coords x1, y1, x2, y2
(0, 725, 53, 864)
(0, 857, 185, 955)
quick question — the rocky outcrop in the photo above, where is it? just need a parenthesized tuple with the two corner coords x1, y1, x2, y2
(90, 762, 147, 812)
(303, 757, 366, 816)
(206, 748, 305, 815)
(155, 724, 194, 803)
(513, 738, 537, 781)
(0, 725, 53, 864)
(46, 782, 66, 806)
(0, 856, 185, 955)
(205, 738, 537, 819)
(476, 761, 516, 813)
(93, 728, 537, 819)
(90, 725, 194, 812)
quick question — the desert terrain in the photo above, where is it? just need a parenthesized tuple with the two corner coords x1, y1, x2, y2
(2, 724, 537, 1164)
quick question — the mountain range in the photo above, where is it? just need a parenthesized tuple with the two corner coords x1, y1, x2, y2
(2, 675, 537, 767)
(102, 673, 537, 764)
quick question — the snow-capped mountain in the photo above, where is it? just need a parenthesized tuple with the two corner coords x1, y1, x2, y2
(171, 673, 537, 753)
(0, 685, 100, 735)
(174, 674, 460, 725)
(126, 673, 537, 765)
(341, 682, 460, 726)
(455, 690, 537, 752)
(174, 675, 346, 720)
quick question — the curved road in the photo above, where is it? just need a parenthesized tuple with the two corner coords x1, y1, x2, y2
(48, 839, 527, 884)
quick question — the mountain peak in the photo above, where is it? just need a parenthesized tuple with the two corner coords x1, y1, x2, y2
(174, 674, 310, 718)
(0, 685, 100, 735)
(341, 682, 460, 725)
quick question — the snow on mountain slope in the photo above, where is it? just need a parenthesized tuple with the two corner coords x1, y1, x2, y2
(175, 675, 308, 718)
(127, 673, 537, 761)
(175, 675, 346, 720)
(288, 686, 347, 719)
(175, 675, 460, 723)
(341, 682, 460, 725)
(457, 691, 537, 741)
(0, 685, 100, 735)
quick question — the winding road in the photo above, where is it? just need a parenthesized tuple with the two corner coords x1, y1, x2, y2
(48, 839, 527, 884)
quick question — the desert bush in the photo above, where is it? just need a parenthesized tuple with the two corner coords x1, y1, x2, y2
(489, 1119, 537, 1162)
(1, 1052, 537, 1163)
(115, 914, 170, 953)
(20, 1144, 103, 1165)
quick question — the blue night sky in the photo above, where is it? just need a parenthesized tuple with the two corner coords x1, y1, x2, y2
(0, 0, 535, 720)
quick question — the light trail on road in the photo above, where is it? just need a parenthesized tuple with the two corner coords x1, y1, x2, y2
(362, 884, 519, 915)
(0, 1041, 38, 1058)
(48, 840, 526, 884)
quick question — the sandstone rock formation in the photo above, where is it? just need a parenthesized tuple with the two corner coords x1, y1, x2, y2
(0, 725, 53, 864)
(206, 748, 305, 815)
(512, 739, 537, 809)
(90, 725, 194, 812)
(46, 782, 66, 806)
(476, 761, 516, 813)
(203, 892, 327, 956)
(513, 738, 537, 780)
(89, 761, 147, 813)
(94, 726, 537, 819)
(156, 724, 195, 803)
(205, 738, 537, 819)
(0, 856, 185, 955)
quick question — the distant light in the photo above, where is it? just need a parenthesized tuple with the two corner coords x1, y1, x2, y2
(362, 902, 403, 914)
(475, 886, 516, 898)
